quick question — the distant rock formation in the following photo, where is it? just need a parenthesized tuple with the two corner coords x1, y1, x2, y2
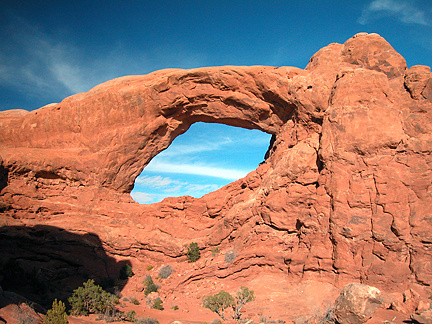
(1, 33, 432, 303)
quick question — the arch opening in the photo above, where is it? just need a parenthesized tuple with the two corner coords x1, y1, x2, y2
(131, 122, 272, 204)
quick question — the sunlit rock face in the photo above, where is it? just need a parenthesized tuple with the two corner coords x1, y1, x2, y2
(1, 33, 432, 305)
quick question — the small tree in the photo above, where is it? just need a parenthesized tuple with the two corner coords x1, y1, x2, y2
(203, 290, 234, 320)
(232, 286, 255, 320)
(68, 279, 119, 316)
(44, 299, 68, 324)
(203, 287, 255, 321)
(187, 242, 200, 262)
(143, 275, 159, 296)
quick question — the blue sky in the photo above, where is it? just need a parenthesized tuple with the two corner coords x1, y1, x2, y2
(1, 0, 432, 203)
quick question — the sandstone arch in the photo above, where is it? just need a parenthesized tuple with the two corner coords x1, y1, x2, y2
(1, 33, 432, 303)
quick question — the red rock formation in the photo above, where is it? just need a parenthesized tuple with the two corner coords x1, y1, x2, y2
(1, 32, 432, 321)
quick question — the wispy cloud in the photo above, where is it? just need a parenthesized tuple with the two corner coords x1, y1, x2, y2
(359, 0, 430, 25)
(132, 175, 220, 204)
(144, 161, 249, 180)
(0, 14, 209, 109)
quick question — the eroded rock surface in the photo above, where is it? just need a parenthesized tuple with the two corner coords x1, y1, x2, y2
(1, 33, 432, 320)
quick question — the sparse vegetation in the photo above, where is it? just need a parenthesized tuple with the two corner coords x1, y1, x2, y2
(152, 297, 164, 310)
(212, 247, 220, 256)
(125, 310, 137, 322)
(203, 287, 255, 321)
(143, 275, 159, 296)
(43, 299, 68, 324)
(232, 286, 255, 320)
(119, 264, 134, 280)
(68, 279, 119, 316)
(146, 265, 153, 271)
(135, 316, 160, 324)
(203, 290, 234, 320)
(260, 317, 285, 323)
(130, 296, 140, 305)
(187, 242, 201, 262)
(158, 264, 174, 279)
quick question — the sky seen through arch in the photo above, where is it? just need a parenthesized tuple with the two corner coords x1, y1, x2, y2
(131, 122, 272, 204)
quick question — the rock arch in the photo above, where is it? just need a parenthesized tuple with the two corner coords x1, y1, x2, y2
(1, 33, 432, 293)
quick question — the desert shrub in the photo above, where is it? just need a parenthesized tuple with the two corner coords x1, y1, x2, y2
(158, 265, 174, 279)
(203, 291, 234, 320)
(187, 242, 200, 262)
(136, 316, 160, 324)
(143, 275, 159, 296)
(125, 310, 136, 322)
(212, 247, 220, 256)
(211, 320, 223, 324)
(44, 299, 68, 324)
(172, 305, 179, 310)
(130, 296, 140, 305)
(224, 250, 237, 264)
(203, 287, 255, 321)
(146, 265, 153, 271)
(102, 308, 121, 323)
(152, 297, 164, 310)
(119, 264, 134, 280)
(68, 279, 119, 316)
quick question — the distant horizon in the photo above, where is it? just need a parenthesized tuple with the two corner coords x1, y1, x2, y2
(2, 0, 431, 202)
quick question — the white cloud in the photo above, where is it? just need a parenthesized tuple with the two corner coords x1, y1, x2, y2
(185, 183, 219, 192)
(130, 192, 157, 204)
(0, 15, 209, 108)
(144, 161, 249, 180)
(359, 0, 430, 25)
(135, 175, 178, 188)
(132, 175, 222, 204)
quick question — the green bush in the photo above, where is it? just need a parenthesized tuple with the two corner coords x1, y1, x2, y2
(44, 299, 68, 324)
(187, 242, 200, 262)
(68, 279, 119, 316)
(152, 298, 164, 310)
(143, 275, 159, 296)
(203, 291, 234, 320)
(125, 310, 136, 322)
(203, 287, 255, 321)
(130, 296, 140, 305)
(119, 264, 134, 280)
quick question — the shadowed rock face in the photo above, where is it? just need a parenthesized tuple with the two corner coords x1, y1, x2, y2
(1, 33, 432, 295)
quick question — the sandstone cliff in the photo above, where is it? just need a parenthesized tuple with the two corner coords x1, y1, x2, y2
(1, 33, 432, 321)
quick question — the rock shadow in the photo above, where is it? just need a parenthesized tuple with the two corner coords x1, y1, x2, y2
(0, 225, 132, 310)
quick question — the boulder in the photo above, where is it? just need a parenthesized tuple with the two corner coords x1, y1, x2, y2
(332, 283, 382, 324)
